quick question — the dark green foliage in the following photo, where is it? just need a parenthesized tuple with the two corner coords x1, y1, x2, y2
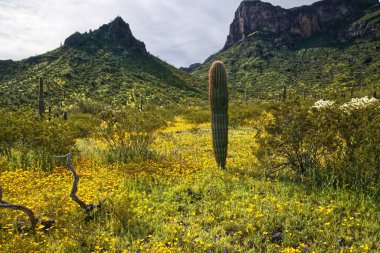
(351, 7, 380, 27)
(0, 109, 76, 171)
(255, 100, 334, 175)
(63, 111, 68, 120)
(68, 113, 100, 138)
(208, 61, 228, 169)
(192, 39, 380, 100)
(38, 77, 45, 116)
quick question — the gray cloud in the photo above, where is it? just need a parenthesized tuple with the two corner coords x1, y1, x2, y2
(0, 0, 318, 67)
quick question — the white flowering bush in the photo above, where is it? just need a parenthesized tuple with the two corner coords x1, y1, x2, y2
(340, 96, 378, 111)
(312, 99, 335, 109)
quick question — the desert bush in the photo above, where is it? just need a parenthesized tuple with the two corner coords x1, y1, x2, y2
(66, 113, 100, 138)
(0, 109, 76, 171)
(255, 100, 336, 175)
(0, 110, 21, 159)
(75, 97, 104, 114)
(255, 99, 380, 195)
(100, 107, 167, 163)
(327, 100, 380, 192)
(229, 103, 266, 128)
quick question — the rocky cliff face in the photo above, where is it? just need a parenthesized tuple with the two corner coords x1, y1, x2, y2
(224, 0, 379, 49)
(64, 16, 147, 54)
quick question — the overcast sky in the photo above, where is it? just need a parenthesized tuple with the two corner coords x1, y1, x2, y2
(0, 0, 318, 67)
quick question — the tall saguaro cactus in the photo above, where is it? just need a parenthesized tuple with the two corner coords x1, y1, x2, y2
(38, 77, 45, 116)
(209, 61, 228, 170)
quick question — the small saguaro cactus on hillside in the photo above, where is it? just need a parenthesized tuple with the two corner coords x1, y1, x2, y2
(140, 97, 144, 111)
(209, 61, 228, 170)
(48, 105, 52, 121)
(38, 77, 45, 116)
(282, 83, 287, 101)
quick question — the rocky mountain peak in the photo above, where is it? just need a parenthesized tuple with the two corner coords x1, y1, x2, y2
(64, 16, 146, 54)
(224, 0, 379, 49)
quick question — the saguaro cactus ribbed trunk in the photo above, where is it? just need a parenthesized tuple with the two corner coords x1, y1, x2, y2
(209, 61, 228, 170)
(38, 77, 45, 116)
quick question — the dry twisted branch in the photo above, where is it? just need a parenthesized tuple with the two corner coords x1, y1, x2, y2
(60, 153, 104, 215)
(0, 152, 105, 232)
(0, 185, 54, 231)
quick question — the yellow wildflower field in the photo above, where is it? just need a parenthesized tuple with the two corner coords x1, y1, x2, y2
(0, 118, 378, 252)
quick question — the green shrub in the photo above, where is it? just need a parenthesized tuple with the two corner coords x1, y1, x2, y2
(326, 102, 380, 193)
(0, 109, 76, 171)
(229, 103, 265, 128)
(100, 107, 167, 163)
(67, 113, 100, 138)
(255, 100, 336, 175)
(76, 97, 104, 114)
(254, 99, 380, 195)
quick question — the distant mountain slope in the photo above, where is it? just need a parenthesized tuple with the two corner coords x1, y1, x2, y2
(0, 17, 203, 109)
(191, 0, 380, 99)
(224, 0, 379, 49)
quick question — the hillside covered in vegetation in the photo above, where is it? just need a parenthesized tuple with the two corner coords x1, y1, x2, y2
(190, 0, 380, 100)
(0, 17, 203, 110)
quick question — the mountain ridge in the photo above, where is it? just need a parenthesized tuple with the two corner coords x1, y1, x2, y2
(190, 0, 380, 99)
(224, 0, 379, 50)
(0, 17, 203, 110)
(63, 16, 147, 55)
